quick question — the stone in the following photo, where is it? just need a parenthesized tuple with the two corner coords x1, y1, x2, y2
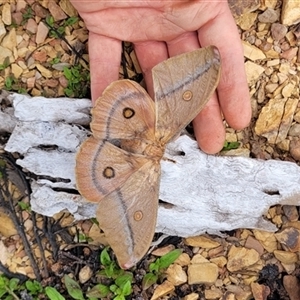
(0, 208, 17, 237)
(0, 46, 14, 65)
(48, 1, 67, 21)
(151, 245, 174, 257)
(59, 0, 78, 17)
(36, 64, 52, 78)
(271, 23, 288, 41)
(236, 12, 258, 30)
(25, 19, 38, 34)
(244, 61, 265, 85)
(243, 42, 266, 61)
(166, 264, 187, 286)
(184, 235, 220, 248)
(283, 275, 300, 300)
(11, 64, 23, 79)
(250, 282, 270, 300)
(288, 124, 300, 137)
(184, 293, 199, 300)
(78, 266, 92, 284)
(209, 256, 227, 268)
(290, 139, 300, 160)
(245, 236, 264, 256)
(281, 0, 300, 26)
(275, 227, 300, 252)
(282, 82, 296, 98)
(36, 21, 49, 44)
(258, 8, 279, 23)
(204, 289, 223, 299)
(190, 254, 209, 264)
(187, 262, 218, 285)
(175, 253, 191, 266)
(282, 206, 299, 222)
(227, 246, 260, 272)
(2, 28, 17, 51)
(150, 280, 175, 300)
(228, 0, 259, 18)
(281, 48, 299, 61)
(273, 250, 298, 264)
(0, 19, 6, 43)
(2, 3, 12, 25)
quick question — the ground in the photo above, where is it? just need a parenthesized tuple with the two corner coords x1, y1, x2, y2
(0, 0, 300, 300)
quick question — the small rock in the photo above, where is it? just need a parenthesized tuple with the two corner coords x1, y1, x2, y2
(32, 50, 48, 63)
(11, 63, 23, 79)
(32, 3, 48, 18)
(275, 227, 300, 252)
(2, 28, 17, 51)
(273, 250, 298, 264)
(187, 262, 218, 285)
(184, 235, 220, 248)
(244, 61, 265, 85)
(150, 280, 175, 300)
(209, 256, 227, 268)
(184, 293, 199, 300)
(59, 0, 78, 17)
(78, 265, 93, 284)
(175, 253, 191, 266)
(281, 0, 300, 26)
(0, 208, 17, 237)
(16, 1, 27, 12)
(289, 139, 300, 160)
(166, 264, 187, 286)
(254, 232, 278, 252)
(289, 124, 300, 137)
(236, 12, 258, 30)
(25, 19, 38, 34)
(282, 206, 299, 221)
(2, 3, 12, 25)
(151, 245, 174, 256)
(271, 23, 288, 41)
(227, 245, 260, 272)
(258, 8, 279, 23)
(250, 282, 270, 300)
(281, 47, 298, 61)
(27, 77, 36, 89)
(245, 236, 264, 256)
(45, 79, 59, 88)
(281, 263, 296, 274)
(36, 21, 49, 44)
(48, 1, 67, 21)
(190, 254, 209, 264)
(36, 64, 52, 78)
(283, 275, 300, 300)
(243, 41, 266, 61)
(277, 73, 288, 84)
(204, 289, 223, 299)
(0, 46, 14, 64)
(0, 19, 6, 43)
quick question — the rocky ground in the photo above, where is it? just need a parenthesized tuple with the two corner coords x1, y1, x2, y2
(0, 0, 300, 300)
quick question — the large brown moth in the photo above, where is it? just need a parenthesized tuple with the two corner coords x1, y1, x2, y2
(75, 46, 221, 269)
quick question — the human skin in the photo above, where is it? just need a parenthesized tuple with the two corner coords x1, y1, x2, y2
(70, 0, 251, 154)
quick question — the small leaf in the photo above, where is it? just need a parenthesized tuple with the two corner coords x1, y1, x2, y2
(121, 280, 132, 296)
(158, 249, 182, 270)
(100, 247, 112, 267)
(142, 273, 158, 290)
(115, 273, 133, 288)
(113, 295, 125, 300)
(86, 284, 110, 298)
(149, 261, 159, 273)
(63, 67, 73, 80)
(9, 278, 19, 291)
(222, 141, 240, 151)
(45, 287, 65, 300)
(109, 284, 118, 293)
(64, 275, 84, 300)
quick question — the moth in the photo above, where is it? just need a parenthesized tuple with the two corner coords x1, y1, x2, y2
(76, 46, 221, 269)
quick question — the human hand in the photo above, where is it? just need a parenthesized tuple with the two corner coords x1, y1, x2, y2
(70, 0, 251, 154)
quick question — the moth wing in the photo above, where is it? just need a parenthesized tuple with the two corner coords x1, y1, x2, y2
(91, 79, 155, 141)
(96, 160, 160, 269)
(75, 137, 150, 202)
(152, 46, 221, 143)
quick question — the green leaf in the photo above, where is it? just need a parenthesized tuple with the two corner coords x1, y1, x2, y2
(0, 288, 7, 298)
(64, 275, 84, 300)
(45, 287, 65, 300)
(63, 67, 73, 80)
(64, 16, 78, 26)
(158, 249, 182, 270)
(0, 275, 9, 288)
(115, 273, 133, 289)
(86, 284, 110, 298)
(149, 261, 159, 273)
(109, 284, 118, 293)
(100, 248, 112, 267)
(113, 295, 125, 300)
(8, 278, 19, 291)
(142, 273, 158, 290)
(18, 201, 31, 211)
(121, 280, 132, 296)
(25, 280, 43, 294)
(222, 141, 240, 151)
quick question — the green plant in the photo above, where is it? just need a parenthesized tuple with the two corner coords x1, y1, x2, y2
(222, 141, 240, 151)
(18, 200, 31, 212)
(45, 16, 79, 38)
(142, 249, 182, 290)
(0, 276, 20, 299)
(22, 6, 33, 25)
(63, 65, 90, 98)
(0, 57, 10, 71)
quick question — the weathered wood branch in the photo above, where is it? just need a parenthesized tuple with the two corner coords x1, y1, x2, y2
(2, 92, 300, 237)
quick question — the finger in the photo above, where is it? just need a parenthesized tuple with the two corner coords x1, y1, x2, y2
(193, 92, 226, 154)
(197, 4, 251, 130)
(166, 31, 200, 56)
(89, 32, 122, 103)
(134, 41, 169, 98)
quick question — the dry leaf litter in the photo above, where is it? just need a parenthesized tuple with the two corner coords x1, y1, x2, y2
(0, 0, 300, 299)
